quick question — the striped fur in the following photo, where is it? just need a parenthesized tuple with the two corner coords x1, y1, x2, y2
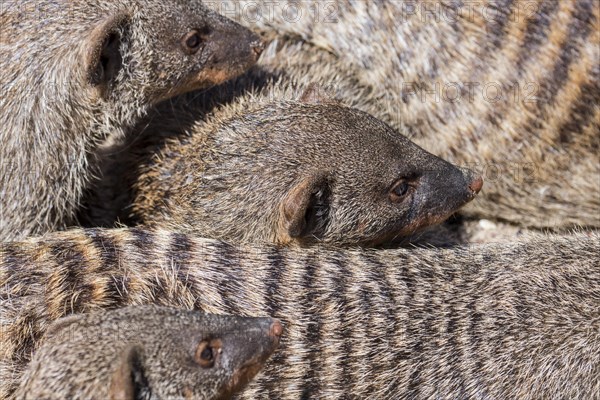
(209, 0, 600, 229)
(1, 228, 599, 398)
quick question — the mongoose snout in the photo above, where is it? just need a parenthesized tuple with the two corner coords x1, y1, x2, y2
(468, 175, 484, 198)
(218, 318, 284, 398)
(15, 306, 280, 400)
(189, 14, 264, 90)
(269, 320, 284, 339)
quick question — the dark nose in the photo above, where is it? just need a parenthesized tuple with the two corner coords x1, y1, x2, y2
(469, 175, 484, 194)
(251, 39, 265, 58)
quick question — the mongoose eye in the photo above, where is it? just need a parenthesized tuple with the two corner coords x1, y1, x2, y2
(389, 180, 411, 203)
(181, 30, 203, 54)
(194, 339, 222, 368)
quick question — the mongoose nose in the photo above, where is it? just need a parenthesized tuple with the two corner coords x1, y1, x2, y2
(251, 40, 265, 57)
(469, 176, 484, 194)
(269, 320, 284, 339)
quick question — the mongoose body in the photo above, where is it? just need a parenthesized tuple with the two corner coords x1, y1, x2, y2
(0, 0, 263, 241)
(100, 81, 482, 247)
(212, 0, 600, 229)
(15, 306, 281, 400)
(2, 228, 598, 398)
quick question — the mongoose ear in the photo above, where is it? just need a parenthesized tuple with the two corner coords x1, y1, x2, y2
(299, 83, 338, 104)
(109, 345, 148, 400)
(86, 12, 130, 94)
(279, 172, 331, 242)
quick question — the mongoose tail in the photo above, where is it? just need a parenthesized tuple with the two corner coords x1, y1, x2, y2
(15, 306, 281, 400)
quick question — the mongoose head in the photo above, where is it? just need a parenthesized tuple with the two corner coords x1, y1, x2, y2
(0, 0, 262, 240)
(134, 85, 483, 247)
(82, 0, 263, 115)
(16, 306, 282, 400)
(3, 0, 263, 129)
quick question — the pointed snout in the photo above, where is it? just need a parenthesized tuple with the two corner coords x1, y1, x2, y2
(468, 175, 484, 195)
(459, 167, 484, 201)
(269, 320, 284, 341)
(193, 13, 265, 88)
(228, 317, 283, 364)
(211, 12, 264, 62)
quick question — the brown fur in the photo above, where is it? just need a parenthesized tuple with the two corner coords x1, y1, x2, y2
(209, 0, 600, 229)
(0, 0, 263, 241)
(1, 228, 599, 398)
(84, 76, 482, 247)
(15, 306, 280, 400)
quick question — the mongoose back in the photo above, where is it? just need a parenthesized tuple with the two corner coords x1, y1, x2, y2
(15, 306, 282, 400)
(110, 82, 483, 247)
(0, 0, 263, 241)
(212, 0, 600, 229)
(1, 228, 599, 398)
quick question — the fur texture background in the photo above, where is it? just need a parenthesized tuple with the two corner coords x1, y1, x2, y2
(207, 0, 600, 229)
(1, 228, 599, 399)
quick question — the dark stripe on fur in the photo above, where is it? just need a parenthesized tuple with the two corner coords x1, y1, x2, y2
(0, 243, 23, 277)
(485, 0, 516, 49)
(513, 0, 559, 72)
(449, 273, 468, 398)
(169, 232, 194, 287)
(540, 0, 594, 105)
(360, 252, 404, 397)
(213, 241, 243, 316)
(329, 253, 354, 390)
(264, 247, 285, 315)
(10, 308, 40, 366)
(0, 243, 36, 294)
(261, 247, 286, 399)
(49, 241, 93, 313)
(129, 227, 156, 252)
(557, 75, 600, 144)
(300, 255, 322, 399)
(403, 263, 424, 398)
(87, 228, 128, 305)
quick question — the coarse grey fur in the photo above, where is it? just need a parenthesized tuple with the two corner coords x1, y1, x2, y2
(0, 0, 263, 241)
(208, 0, 600, 229)
(86, 77, 482, 247)
(15, 306, 281, 400)
(1, 228, 598, 399)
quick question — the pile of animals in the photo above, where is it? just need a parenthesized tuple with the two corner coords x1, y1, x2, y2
(1, 0, 598, 398)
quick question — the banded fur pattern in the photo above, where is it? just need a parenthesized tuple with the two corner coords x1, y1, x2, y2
(1, 228, 599, 398)
(212, 0, 600, 228)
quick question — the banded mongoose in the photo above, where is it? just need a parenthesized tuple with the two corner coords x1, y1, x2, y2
(94, 81, 483, 247)
(15, 306, 282, 400)
(1, 228, 598, 399)
(212, 0, 600, 229)
(0, 0, 263, 241)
